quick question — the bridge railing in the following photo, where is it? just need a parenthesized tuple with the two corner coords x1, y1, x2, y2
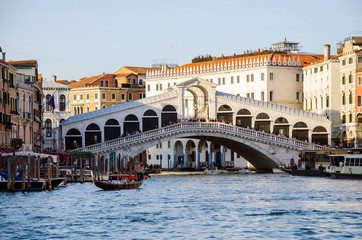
(73, 122, 327, 153)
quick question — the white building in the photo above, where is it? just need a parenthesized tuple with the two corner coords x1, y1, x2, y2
(303, 44, 341, 144)
(144, 50, 324, 169)
(42, 75, 71, 151)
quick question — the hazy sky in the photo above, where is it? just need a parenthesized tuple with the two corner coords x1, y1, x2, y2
(1, 0, 361, 81)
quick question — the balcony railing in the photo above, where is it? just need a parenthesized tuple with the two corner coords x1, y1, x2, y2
(22, 112, 32, 119)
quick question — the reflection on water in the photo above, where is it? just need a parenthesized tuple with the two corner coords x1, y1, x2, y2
(0, 174, 361, 239)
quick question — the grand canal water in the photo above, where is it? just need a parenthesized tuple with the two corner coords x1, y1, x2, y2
(0, 173, 361, 239)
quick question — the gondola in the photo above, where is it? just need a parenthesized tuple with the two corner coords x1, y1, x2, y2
(91, 172, 143, 190)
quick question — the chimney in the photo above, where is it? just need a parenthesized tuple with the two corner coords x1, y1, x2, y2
(2, 52, 5, 62)
(52, 75, 57, 82)
(324, 44, 330, 60)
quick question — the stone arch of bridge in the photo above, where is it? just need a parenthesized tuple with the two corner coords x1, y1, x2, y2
(122, 131, 281, 172)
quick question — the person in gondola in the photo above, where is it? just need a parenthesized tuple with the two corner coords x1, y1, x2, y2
(135, 163, 143, 181)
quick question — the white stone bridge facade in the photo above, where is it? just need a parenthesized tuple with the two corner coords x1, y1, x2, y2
(61, 78, 330, 172)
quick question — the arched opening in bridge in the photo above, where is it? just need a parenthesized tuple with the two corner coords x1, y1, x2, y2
(185, 140, 196, 169)
(174, 141, 184, 168)
(65, 128, 82, 150)
(312, 126, 328, 145)
(255, 113, 271, 132)
(161, 105, 177, 127)
(217, 105, 233, 123)
(85, 123, 101, 146)
(142, 109, 159, 132)
(197, 140, 209, 169)
(292, 122, 309, 141)
(184, 84, 209, 119)
(124, 114, 140, 134)
(104, 118, 121, 141)
(236, 108, 252, 128)
(273, 117, 289, 137)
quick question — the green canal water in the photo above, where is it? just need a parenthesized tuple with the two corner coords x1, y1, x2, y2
(0, 174, 361, 239)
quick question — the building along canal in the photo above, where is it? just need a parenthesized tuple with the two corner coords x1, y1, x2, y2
(0, 173, 361, 239)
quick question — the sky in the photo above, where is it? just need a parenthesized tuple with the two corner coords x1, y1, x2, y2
(1, 0, 361, 81)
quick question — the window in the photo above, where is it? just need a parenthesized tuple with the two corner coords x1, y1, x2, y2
(102, 93, 106, 100)
(342, 114, 346, 123)
(231, 76, 234, 84)
(148, 155, 151, 160)
(95, 93, 98, 99)
(147, 85, 150, 91)
(73, 95, 77, 101)
(46, 95, 52, 111)
(314, 68, 318, 73)
(128, 93, 133, 100)
(121, 93, 126, 101)
(100, 81, 104, 87)
(320, 66, 323, 72)
(261, 91, 264, 101)
(168, 141, 171, 148)
(237, 76, 240, 83)
(156, 84, 159, 91)
(105, 80, 109, 87)
(349, 93, 352, 104)
(358, 96, 361, 107)
(168, 82, 171, 88)
(87, 105, 90, 112)
(80, 94, 83, 100)
(349, 74, 352, 83)
(159, 84, 162, 90)
(342, 59, 346, 66)
(222, 77, 225, 85)
(251, 74, 254, 82)
(349, 113, 352, 123)
(218, 78, 221, 85)
(251, 92, 254, 99)
(59, 95, 66, 111)
(156, 155, 159, 160)
(349, 58, 353, 64)
(358, 77, 362, 85)
(261, 73, 264, 81)
(159, 143, 162, 148)
(210, 79, 213, 83)
(247, 75, 250, 82)
(269, 72, 273, 80)
(320, 96, 323, 108)
(112, 93, 116, 100)
(246, 93, 250, 98)
(45, 119, 52, 137)
(315, 97, 317, 109)
(296, 74, 300, 82)
(326, 96, 329, 108)
(342, 75, 345, 84)
(296, 92, 301, 102)
(342, 93, 345, 105)
(86, 94, 90, 100)
(269, 91, 273, 101)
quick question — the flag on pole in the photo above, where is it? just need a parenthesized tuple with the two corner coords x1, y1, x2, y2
(48, 95, 55, 113)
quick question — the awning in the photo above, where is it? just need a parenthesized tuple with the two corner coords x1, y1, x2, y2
(0, 151, 58, 163)
(0, 148, 13, 153)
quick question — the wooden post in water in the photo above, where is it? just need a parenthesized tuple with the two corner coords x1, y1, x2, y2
(37, 156, 40, 180)
(80, 157, 84, 183)
(7, 156, 11, 191)
(47, 157, 52, 190)
(27, 156, 31, 191)
(22, 157, 26, 193)
(70, 156, 74, 182)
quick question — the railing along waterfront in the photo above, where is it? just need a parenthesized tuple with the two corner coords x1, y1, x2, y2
(72, 122, 327, 153)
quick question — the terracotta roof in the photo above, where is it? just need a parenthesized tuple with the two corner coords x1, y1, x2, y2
(115, 73, 136, 78)
(7, 60, 38, 67)
(353, 36, 362, 45)
(68, 73, 115, 88)
(56, 80, 68, 84)
(123, 66, 154, 74)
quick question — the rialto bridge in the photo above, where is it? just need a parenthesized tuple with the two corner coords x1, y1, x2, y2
(61, 78, 330, 172)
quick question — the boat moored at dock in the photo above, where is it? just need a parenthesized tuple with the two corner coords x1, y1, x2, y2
(326, 154, 362, 179)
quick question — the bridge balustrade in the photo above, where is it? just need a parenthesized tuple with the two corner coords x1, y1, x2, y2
(72, 122, 326, 153)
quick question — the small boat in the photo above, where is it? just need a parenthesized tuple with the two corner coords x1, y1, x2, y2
(91, 172, 143, 190)
(0, 170, 64, 191)
(239, 168, 252, 174)
(326, 154, 362, 179)
(204, 167, 228, 175)
(274, 167, 291, 174)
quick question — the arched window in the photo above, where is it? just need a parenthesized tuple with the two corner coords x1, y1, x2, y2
(237, 109, 251, 115)
(115, 79, 118, 87)
(294, 122, 308, 128)
(256, 113, 270, 119)
(218, 105, 232, 111)
(106, 80, 109, 87)
(45, 119, 52, 137)
(100, 80, 104, 87)
(313, 126, 327, 132)
(59, 94, 66, 111)
(275, 117, 288, 123)
(46, 94, 52, 111)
